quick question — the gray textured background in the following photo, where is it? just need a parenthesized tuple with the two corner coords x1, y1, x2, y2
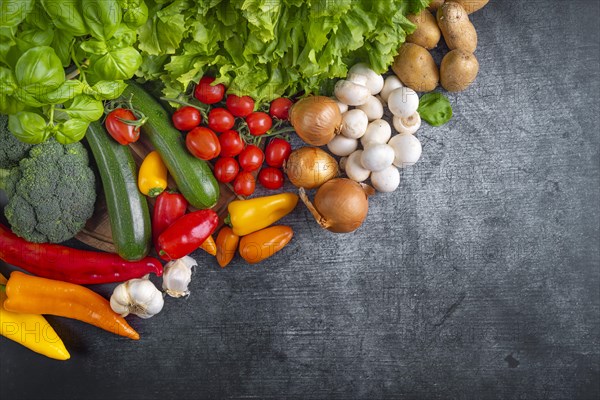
(1, 1, 599, 399)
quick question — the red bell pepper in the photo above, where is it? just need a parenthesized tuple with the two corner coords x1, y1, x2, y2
(0, 223, 163, 285)
(156, 209, 219, 261)
(152, 191, 188, 249)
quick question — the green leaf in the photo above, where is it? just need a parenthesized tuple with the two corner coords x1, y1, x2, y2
(89, 80, 127, 100)
(123, 0, 149, 28)
(417, 93, 453, 126)
(51, 29, 74, 67)
(41, 80, 85, 104)
(8, 111, 50, 144)
(63, 95, 104, 122)
(15, 46, 65, 98)
(90, 46, 142, 81)
(80, 38, 109, 55)
(0, 0, 33, 28)
(0, 66, 16, 95)
(55, 118, 89, 144)
(0, 94, 26, 114)
(41, 0, 88, 36)
(15, 27, 54, 53)
(82, 0, 122, 40)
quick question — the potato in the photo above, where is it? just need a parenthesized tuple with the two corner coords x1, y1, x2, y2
(392, 43, 439, 92)
(406, 9, 441, 49)
(427, 0, 445, 12)
(436, 1, 478, 53)
(452, 0, 489, 14)
(440, 49, 479, 92)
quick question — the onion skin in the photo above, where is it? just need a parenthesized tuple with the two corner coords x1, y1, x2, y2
(289, 96, 342, 146)
(299, 178, 373, 233)
(285, 147, 338, 189)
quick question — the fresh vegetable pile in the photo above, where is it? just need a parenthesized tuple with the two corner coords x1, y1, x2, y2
(0, 0, 491, 360)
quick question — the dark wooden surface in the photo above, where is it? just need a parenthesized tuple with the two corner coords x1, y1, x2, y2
(1, 1, 599, 399)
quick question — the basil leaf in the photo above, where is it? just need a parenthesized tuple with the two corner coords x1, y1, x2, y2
(106, 25, 137, 50)
(41, 0, 88, 36)
(15, 46, 65, 98)
(0, 66, 17, 95)
(15, 27, 55, 53)
(0, 94, 26, 114)
(90, 46, 142, 81)
(82, 0, 122, 41)
(80, 38, 109, 55)
(55, 118, 89, 144)
(41, 80, 85, 104)
(0, 0, 33, 28)
(89, 80, 127, 100)
(51, 29, 74, 67)
(417, 93, 453, 127)
(63, 95, 104, 122)
(8, 111, 50, 144)
(123, 1, 148, 28)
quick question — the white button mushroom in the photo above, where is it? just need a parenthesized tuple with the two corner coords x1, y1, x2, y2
(387, 86, 419, 118)
(392, 112, 422, 135)
(339, 156, 348, 172)
(333, 98, 349, 114)
(348, 63, 385, 95)
(388, 134, 422, 168)
(371, 165, 400, 193)
(361, 119, 392, 147)
(334, 79, 371, 106)
(380, 75, 404, 103)
(357, 95, 384, 121)
(347, 72, 369, 88)
(360, 143, 395, 172)
(341, 109, 369, 139)
(345, 150, 371, 183)
(327, 134, 358, 156)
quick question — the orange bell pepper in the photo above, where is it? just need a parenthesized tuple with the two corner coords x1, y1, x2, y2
(199, 235, 217, 256)
(215, 227, 239, 268)
(239, 225, 293, 264)
(3, 271, 139, 340)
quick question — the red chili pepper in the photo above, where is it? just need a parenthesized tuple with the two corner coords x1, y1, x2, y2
(156, 209, 218, 261)
(152, 191, 188, 249)
(0, 223, 163, 285)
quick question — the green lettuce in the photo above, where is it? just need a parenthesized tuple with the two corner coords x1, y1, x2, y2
(135, 0, 429, 103)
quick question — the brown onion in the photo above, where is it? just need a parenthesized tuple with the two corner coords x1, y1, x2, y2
(289, 96, 342, 146)
(285, 147, 339, 189)
(299, 178, 374, 233)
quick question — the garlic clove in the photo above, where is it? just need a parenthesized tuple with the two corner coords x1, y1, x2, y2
(110, 277, 164, 319)
(162, 256, 197, 298)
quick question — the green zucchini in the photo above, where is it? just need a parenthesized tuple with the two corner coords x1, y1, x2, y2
(123, 82, 220, 209)
(86, 121, 151, 261)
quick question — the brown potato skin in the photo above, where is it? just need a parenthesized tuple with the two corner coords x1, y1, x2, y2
(437, 1, 478, 53)
(440, 49, 479, 92)
(451, 0, 489, 14)
(427, 0, 445, 12)
(406, 9, 441, 49)
(392, 43, 439, 92)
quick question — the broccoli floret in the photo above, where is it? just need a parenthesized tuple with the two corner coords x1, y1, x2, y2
(0, 114, 32, 169)
(0, 138, 97, 243)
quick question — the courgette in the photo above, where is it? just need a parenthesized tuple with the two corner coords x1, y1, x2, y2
(86, 121, 151, 261)
(123, 82, 220, 209)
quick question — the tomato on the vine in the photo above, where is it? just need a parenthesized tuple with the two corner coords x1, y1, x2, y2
(208, 108, 235, 133)
(238, 145, 264, 172)
(218, 129, 244, 157)
(186, 127, 220, 160)
(265, 138, 292, 168)
(194, 76, 225, 104)
(214, 157, 239, 183)
(246, 112, 272, 136)
(233, 171, 256, 196)
(258, 167, 284, 190)
(172, 106, 201, 131)
(226, 95, 255, 117)
(269, 98, 293, 120)
(105, 108, 141, 145)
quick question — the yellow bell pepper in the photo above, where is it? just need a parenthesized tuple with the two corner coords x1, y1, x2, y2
(138, 151, 168, 197)
(0, 282, 70, 360)
(227, 193, 298, 236)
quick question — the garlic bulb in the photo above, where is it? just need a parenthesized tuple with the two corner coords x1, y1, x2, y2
(110, 277, 164, 319)
(162, 256, 197, 298)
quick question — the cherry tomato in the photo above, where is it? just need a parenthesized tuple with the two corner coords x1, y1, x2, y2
(269, 98, 293, 120)
(105, 108, 140, 145)
(208, 108, 235, 133)
(258, 167, 284, 190)
(214, 157, 239, 183)
(186, 127, 220, 160)
(226, 95, 255, 117)
(233, 171, 256, 196)
(238, 145, 264, 172)
(246, 112, 272, 136)
(172, 106, 201, 131)
(218, 129, 244, 157)
(194, 76, 225, 104)
(265, 138, 292, 168)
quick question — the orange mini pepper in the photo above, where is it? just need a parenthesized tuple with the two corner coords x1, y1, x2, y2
(239, 225, 293, 264)
(215, 227, 239, 268)
(199, 235, 217, 256)
(3, 271, 139, 340)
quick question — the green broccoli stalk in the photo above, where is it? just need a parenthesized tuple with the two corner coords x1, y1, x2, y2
(0, 138, 97, 243)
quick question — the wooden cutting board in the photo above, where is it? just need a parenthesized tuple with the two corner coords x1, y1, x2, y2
(75, 133, 252, 253)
